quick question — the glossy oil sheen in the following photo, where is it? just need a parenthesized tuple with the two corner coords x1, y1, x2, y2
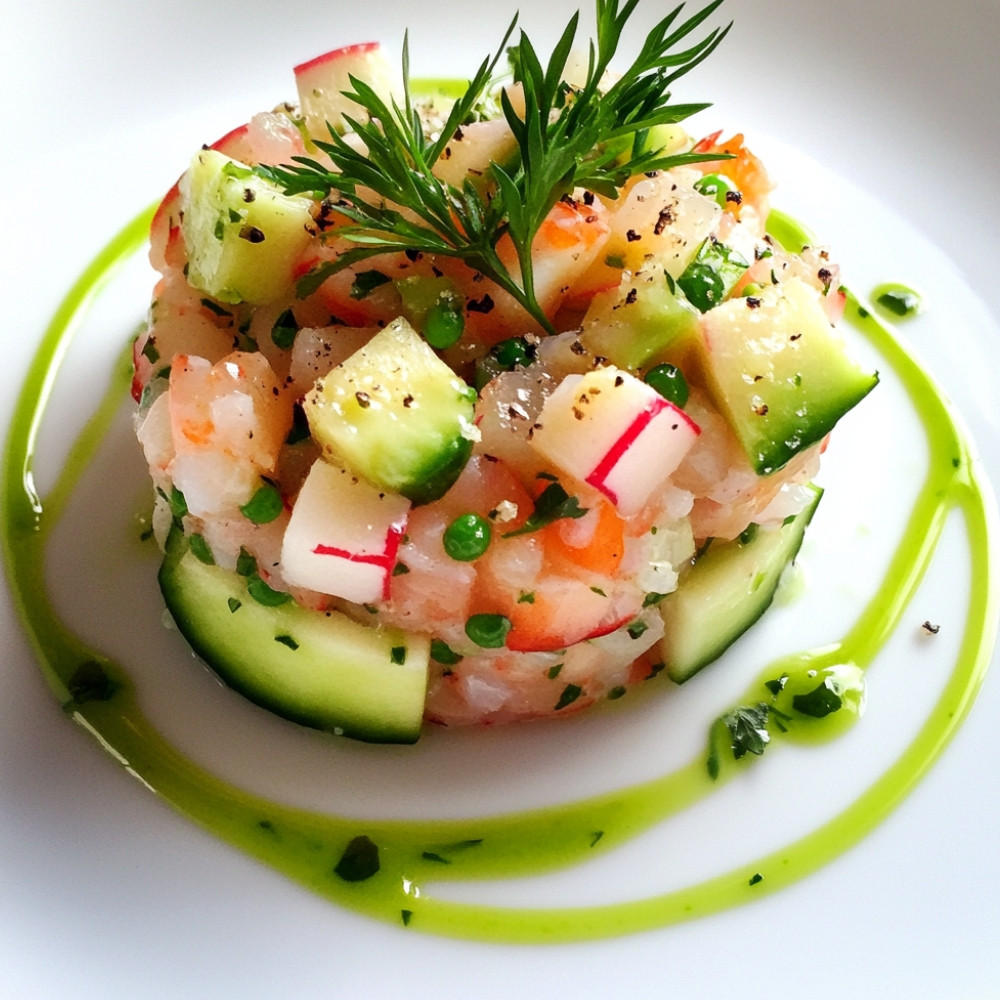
(2, 206, 997, 944)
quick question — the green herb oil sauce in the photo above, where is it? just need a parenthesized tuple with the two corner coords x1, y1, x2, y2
(2, 207, 997, 944)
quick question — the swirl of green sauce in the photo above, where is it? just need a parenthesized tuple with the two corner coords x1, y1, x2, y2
(1, 204, 997, 944)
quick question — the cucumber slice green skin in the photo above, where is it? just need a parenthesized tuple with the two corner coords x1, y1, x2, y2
(159, 529, 429, 744)
(659, 485, 823, 683)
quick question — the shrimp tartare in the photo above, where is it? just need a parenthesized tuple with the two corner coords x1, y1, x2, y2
(132, 2, 877, 742)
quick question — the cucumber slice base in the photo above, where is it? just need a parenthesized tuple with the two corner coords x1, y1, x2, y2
(159, 529, 429, 743)
(659, 485, 823, 683)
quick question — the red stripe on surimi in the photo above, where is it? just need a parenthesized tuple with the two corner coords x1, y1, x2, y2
(312, 523, 405, 600)
(584, 397, 665, 504)
(585, 397, 700, 505)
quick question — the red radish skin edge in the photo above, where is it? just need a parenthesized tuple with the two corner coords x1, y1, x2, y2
(585, 397, 700, 506)
(294, 43, 381, 77)
(505, 613, 633, 653)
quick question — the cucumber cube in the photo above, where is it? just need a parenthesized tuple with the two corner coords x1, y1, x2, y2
(579, 267, 701, 371)
(304, 317, 477, 504)
(180, 148, 314, 305)
(699, 277, 878, 474)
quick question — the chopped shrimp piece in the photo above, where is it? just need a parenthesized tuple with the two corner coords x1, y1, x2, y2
(165, 351, 293, 517)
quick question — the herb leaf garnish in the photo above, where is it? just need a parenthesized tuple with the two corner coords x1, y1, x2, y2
(502, 481, 588, 537)
(261, 0, 730, 332)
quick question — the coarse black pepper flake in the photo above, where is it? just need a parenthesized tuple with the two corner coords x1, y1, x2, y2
(626, 229, 641, 242)
(746, 296, 761, 309)
(582, 190, 595, 206)
(239, 225, 266, 243)
(653, 207, 673, 235)
(625, 288, 638, 305)
(467, 294, 495, 314)
(355, 391, 371, 408)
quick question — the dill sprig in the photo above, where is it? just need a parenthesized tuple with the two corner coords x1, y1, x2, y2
(264, 0, 731, 333)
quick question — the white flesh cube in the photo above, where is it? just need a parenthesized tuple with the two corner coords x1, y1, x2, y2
(529, 367, 700, 517)
(294, 42, 403, 140)
(280, 459, 410, 605)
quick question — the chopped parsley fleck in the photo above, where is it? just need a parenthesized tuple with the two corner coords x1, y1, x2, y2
(792, 678, 843, 718)
(275, 634, 299, 650)
(391, 646, 407, 665)
(334, 835, 380, 882)
(247, 574, 291, 607)
(235, 547, 256, 577)
(627, 619, 649, 639)
(349, 269, 391, 300)
(547, 663, 564, 680)
(227, 597, 242, 614)
(270, 308, 299, 349)
(200, 297, 232, 318)
(502, 482, 588, 537)
(67, 660, 118, 704)
(188, 533, 215, 565)
(430, 639, 463, 665)
(168, 485, 188, 524)
(764, 674, 788, 696)
(554, 683, 583, 711)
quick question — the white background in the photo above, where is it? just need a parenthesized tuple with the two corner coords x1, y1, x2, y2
(2, 1, 999, 997)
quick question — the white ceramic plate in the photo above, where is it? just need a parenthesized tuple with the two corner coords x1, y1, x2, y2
(3, 1, 999, 996)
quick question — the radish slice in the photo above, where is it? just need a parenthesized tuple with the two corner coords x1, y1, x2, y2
(528, 367, 700, 517)
(280, 460, 410, 604)
(294, 42, 402, 140)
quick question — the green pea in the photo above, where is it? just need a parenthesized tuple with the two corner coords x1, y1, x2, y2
(465, 613, 511, 648)
(492, 336, 535, 369)
(694, 172, 740, 208)
(678, 261, 726, 312)
(240, 482, 284, 525)
(644, 363, 689, 408)
(443, 513, 492, 561)
(424, 301, 465, 349)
